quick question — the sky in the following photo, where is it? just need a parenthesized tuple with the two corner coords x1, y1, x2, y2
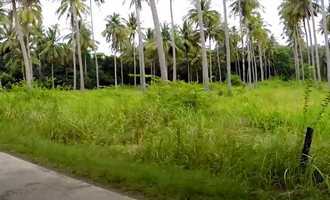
(41, 0, 326, 55)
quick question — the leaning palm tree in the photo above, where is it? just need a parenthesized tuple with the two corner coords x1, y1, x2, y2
(148, 0, 168, 81)
(223, 0, 232, 93)
(195, 0, 209, 90)
(9, 0, 35, 87)
(103, 13, 125, 87)
(57, 0, 88, 90)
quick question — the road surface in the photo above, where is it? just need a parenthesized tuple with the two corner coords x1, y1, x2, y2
(0, 152, 135, 200)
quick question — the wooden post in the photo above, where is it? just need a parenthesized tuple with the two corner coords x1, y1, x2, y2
(300, 127, 314, 169)
(300, 127, 324, 184)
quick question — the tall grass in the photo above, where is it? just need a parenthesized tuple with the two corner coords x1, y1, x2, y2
(0, 81, 330, 199)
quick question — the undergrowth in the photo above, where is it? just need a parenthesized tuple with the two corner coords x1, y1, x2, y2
(0, 81, 330, 199)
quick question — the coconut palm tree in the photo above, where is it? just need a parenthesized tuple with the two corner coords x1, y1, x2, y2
(103, 13, 126, 87)
(187, 0, 219, 82)
(89, 0, 104, 88)
(195, 0, 209, 90)
(148, 0, 168, 81)
(126, 0, 146, 88)
(39, 25, 62, 89)
(170, 0, 177, 81)
(180, 20, 197, 82)
(9, 0, 36, 87)
(223, 0, 232, 93)
(125, 13, 138, 86)
(57, 0, 88, 90)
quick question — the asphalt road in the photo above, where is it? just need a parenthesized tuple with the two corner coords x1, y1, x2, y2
(0, 152, 135, 200)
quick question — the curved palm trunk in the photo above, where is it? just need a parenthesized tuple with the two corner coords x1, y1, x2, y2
(310, 4, 321, 81)
(170, 0, 177, 81)
(196, 0, 209, 90)
(149, 0, 168, 81)
(89, 0, 99, 88)
(223, 0, 232, 93)
(135, 3, 146, 89)
(72, 5, 85, 90)
(12, 0, 32, 88)
(321, 0, 330, 84)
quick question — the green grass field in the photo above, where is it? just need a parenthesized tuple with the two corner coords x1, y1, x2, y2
(1, 80, 330, 199)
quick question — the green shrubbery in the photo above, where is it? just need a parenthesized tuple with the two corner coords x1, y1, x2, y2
(0, 81, 330, 199)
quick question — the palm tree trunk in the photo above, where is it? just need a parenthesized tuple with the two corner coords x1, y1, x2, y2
(149, 0, 168, 81)
(247, 35, 252, 86)
(72, 5, 85, 90)
(303, 19, 311, 65)
(293, 35, 300, 81)
(297, 36, 305, 80)
(170, 0, 177, 81)
(263, 50, 267, 79)
(12, 0, 32, 87)
(252, 48, 257, 83)
(135, 3, 146, 89)
(133, 36, 137, 86)
(310, 4, 321, 81)
(72, 40, 77, 90)
(209, 39, 213, 82)
(321, 0, 330, 84)
(239, 0, 246, 83)
(89, 0, 100, 88)
(51, 63, 55, 89)
(196, 0, 209, 90)
(307, 15, 316, 81)
(223, 0, 232, 93)
(184, 47, 190, 83)
(258, 43, 264, 81)
(120, 57, 124, 85)
(237, 52, 241, 79)
(26, 36, 33, 79)
(216, 43, 222, 82)
(84, 53, 87, 77)
(114, 52, 118, 87)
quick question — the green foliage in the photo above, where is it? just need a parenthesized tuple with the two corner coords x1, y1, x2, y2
(228, 74, 244, 86)
(1, 81, 330, 199)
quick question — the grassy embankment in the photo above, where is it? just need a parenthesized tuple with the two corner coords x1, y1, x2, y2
(0, 80, 330, 199)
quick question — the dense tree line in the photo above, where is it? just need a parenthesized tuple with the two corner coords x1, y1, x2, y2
(0, 0, 329, 90)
